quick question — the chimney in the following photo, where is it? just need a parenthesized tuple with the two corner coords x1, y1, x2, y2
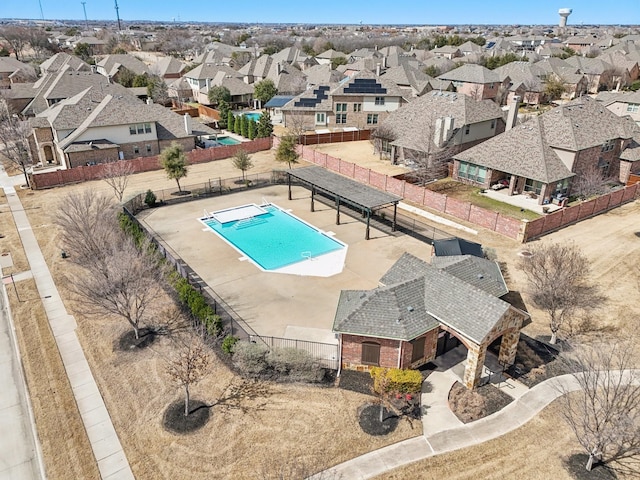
(376, 63, 381, 77)
(442, 117, 455, 144)
(184, 113, 192, 135)
(434, 117, 445, 148)
(506, 96, 521, 131)
(277, 62, 281, 75)
(383, 56, 388, 69)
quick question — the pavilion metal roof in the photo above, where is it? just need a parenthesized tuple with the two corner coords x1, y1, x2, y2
(287, 166, 401, 210)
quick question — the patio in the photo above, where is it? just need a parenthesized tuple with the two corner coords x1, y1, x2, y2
(479, 188, 563, 215)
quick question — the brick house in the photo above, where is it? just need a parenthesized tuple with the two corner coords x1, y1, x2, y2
(28, 87, 213, 169)
(437, 64, 509, 103)
(452, 96, 640, 204)
(334, 253, 528, 389)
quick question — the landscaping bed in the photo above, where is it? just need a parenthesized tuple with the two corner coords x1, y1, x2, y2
(448, 381, 513, 423)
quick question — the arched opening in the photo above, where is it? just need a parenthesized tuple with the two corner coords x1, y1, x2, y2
(43, 145, 54, 164)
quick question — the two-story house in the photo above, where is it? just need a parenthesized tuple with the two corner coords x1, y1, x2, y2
(437, 64, 509, 102)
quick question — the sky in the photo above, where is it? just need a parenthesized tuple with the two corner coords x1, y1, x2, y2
(2, 0, 639, 25)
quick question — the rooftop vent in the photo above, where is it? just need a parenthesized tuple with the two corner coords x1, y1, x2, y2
(407, 306, 414, 312)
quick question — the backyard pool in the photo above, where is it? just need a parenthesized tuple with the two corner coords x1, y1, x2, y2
(200, 203, 346, 272)
(243, 112, 262, 122)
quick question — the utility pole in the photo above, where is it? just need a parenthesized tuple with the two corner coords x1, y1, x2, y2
(38, 0, 45, 20)
(114, 0, 122, 31)
(81, 2, 89, 32)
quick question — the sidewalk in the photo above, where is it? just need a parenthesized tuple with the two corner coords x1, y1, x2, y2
(311, 369, 639, 480)
(2, 176, 134, 479)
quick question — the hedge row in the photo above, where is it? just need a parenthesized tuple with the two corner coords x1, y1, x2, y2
(370, 367, 422, 394)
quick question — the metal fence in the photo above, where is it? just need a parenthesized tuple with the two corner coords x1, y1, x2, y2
(251, 336, 339, 370)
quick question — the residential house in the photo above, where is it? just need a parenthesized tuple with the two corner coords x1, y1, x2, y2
(315, 49, 346, 66)
(437, 64, 509, 102)
(0, 57, 37, 89)
(565, 36, 597, 55)
(493, 61, 547, 105)
(458, 41, 484, 57)
(333, 252, 528, 389)
(380, 63, 452, 97)
(39, 52, 90, 74)
(281, 85, 334, 133)
(28, 86, 213, 169)
(304, 64, 345, 87)
(375, 90, 505, 170)
(431, 45, 462, 60)
(96, 54, 150, 82)
(596, 90, 640, 126)
(565, 56, 621, 93)
(149, 56, 187, 79)
(533, 57, 588, 99)
(452, 96, 640, 204)
(66, 35, 108, 55)
(183, 63, 254, 107)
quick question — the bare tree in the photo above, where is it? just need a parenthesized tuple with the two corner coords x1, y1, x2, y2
(56, 191, 121, 267)
(0, 98, 33, 187)
(0, 26, 30, 61)
(284, 111, 311, 138)
(370, 124, 396, 160)
(575, 164, 616, 199)
(166, 339, 211, 416)
(467, 83, 484, 101)
(517, 242, 600, 344)
(556, 339, 640, 473)
(70, 235, 164, 339)
(100, 160, 134, 202)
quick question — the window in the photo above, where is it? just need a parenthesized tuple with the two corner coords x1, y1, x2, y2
(361, 342, 380, 366)
(315, 112, 326, 124)
(366, 113, 378, 125)
(598, 157, 610, 174)
(133, 146, 139, 154)
(601, 139, 615, 152)
(627, 103, 639, 113)
(146, 144, 152, 153)
(457, 161, 487, 183)
(464, 125, 470, 135)
(411, 337, 426, 363)
(335, 103, 347, 112)
(381, 139, 392, 155)
(524, 178, 543, 195)
(336, 113, 347, 124)
(554, 178, 569, 196)
(374, 97, 385, 106)
(353, 103, 362, 112)
(129, 123, 152, 135)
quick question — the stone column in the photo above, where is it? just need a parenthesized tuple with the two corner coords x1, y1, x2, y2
(463, 343, 486, 389)
(498, 329, 520, 366)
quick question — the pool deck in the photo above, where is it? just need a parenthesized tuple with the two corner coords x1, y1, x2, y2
(139, 185, 436, 344)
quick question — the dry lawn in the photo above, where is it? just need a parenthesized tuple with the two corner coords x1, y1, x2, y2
(7, 145, 640, 478)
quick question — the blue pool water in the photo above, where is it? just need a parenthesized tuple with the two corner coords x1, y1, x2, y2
(203, 205, 345, 270)
(243, 112, 261, 122)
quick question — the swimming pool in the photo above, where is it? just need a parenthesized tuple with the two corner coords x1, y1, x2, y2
(243, 112, 261, 122)
(200, 204, 346, 272)
(216, 136, 241, 146)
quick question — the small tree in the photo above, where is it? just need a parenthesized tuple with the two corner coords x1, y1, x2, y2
(227, 110, 235, 133)
(247, 119, 256, 140)
(517, 242, 598, 344)
(544, 75, 568, 102)
(240, 114, 248, 138)
(275, 135, 299, 169)
(73, 42, 93, 62)
(233, 115, 241, 134)
(217, 100, 230, 129)
(166, 340, 211, 416)
(207, 85, 231, 106)
(253, 79, 277, 105)
(556, 339, 640, 472)
(100, 160, 134, 202)
(256, 111, 273, 138)
(0, 99, 32, 187)
(159, 142, 188, 192)
(575, 165, 615, 199)
(232, 149, 253, 181)
(331, 56, 347, 70)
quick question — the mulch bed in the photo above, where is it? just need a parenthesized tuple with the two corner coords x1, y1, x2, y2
(358, 403, 399, 436)
(504, 334, 570, 388)
(116, 327, 157, 351)
(337, 370, 375, 396)
(449, 381, 513, 423)
(162, 399, 211, 434)
(564, 454, 617, 480)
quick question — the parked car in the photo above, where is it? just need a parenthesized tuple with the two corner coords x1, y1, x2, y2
(491, 179, 509, 190)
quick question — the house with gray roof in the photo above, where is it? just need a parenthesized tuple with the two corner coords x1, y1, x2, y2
(533, 58, 588, 99)
(0, 57, 37, 89)
(437, 64, 509, 102)
(183, 63, 254, 107)
(38, 52, 90, 74)
(333, 252, 527, 389)
(597, 90, 640, 126)
(149, 56, 187, 79)
(374, 90, 505, 176)
(96, 54, 150, 81)
(452, 96, 640, 204)
(565, 56, 621, 93)
(28, 86, 213, 169)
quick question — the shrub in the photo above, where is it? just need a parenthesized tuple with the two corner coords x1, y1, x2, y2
(118, 212, 145, 247)
(266, 347, 324, 382)
(144, 189, 157, 207)
(370, 367, 422, 394)
(232, 341, 269, 376)
(222, 335, 239, 354)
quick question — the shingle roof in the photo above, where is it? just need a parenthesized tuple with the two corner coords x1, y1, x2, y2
(39, 52, 89, 73)
(334, 253, 512, 344)
(97, 54, 150, 76)
(437, 64, 502, 84)
(432, 255, 508, 298)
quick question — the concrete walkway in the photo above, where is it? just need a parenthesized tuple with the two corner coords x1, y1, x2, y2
(311, 370, 640, 479)
(2, 176, 134, 479)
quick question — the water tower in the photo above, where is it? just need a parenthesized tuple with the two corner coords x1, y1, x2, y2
(558, 8, 572, 28)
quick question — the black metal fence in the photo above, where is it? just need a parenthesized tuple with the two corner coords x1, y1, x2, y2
(251, 336, 339, 370)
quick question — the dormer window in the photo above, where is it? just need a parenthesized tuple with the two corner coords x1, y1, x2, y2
(601, 139, 615, 152)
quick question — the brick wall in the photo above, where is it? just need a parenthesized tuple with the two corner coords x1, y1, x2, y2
(341, 334, 402, 371)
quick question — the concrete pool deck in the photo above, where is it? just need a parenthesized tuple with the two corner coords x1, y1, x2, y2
(138, 185, 437, 343)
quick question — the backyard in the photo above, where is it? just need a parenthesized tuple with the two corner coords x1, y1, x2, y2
(3, 146, 640, 478)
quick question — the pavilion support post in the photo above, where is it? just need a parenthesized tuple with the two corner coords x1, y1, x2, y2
(392, 203, 397, 232)
(287, 174, 292, 200)
(336, 197, 341, 225)
(311, 186, 315, 212)
(366, 210, 371, 240)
